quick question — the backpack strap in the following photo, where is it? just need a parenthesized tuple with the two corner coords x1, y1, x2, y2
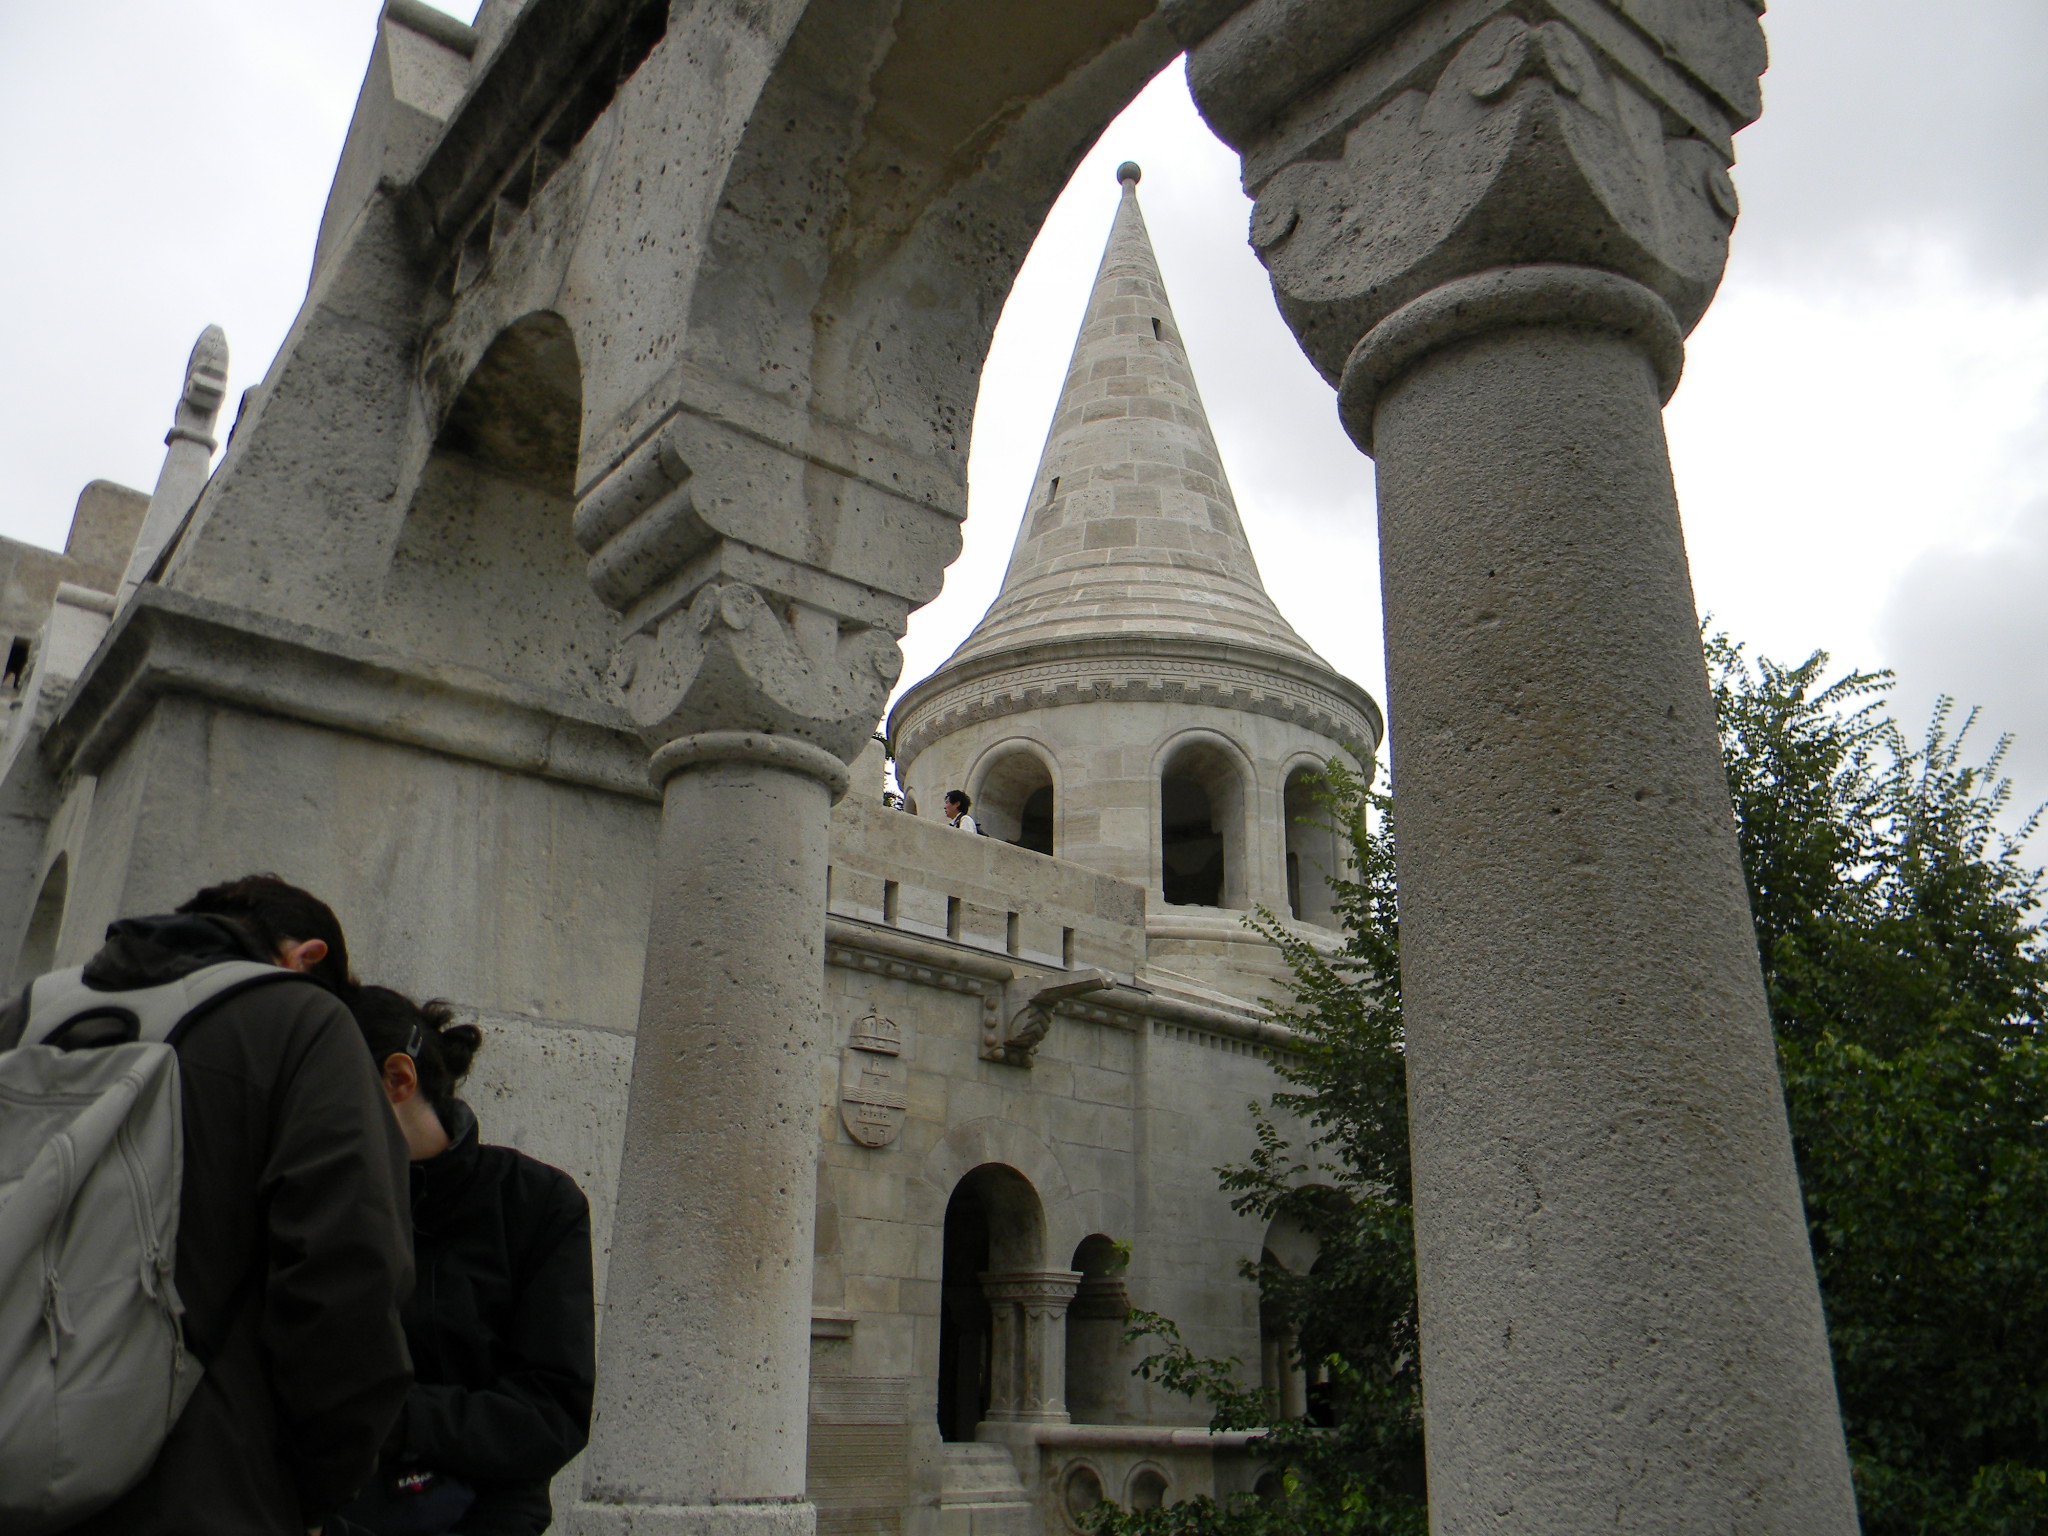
(21, 961, 298, 1051)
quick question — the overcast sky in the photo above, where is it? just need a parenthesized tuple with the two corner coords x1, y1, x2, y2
(3, 2, 2044, 824)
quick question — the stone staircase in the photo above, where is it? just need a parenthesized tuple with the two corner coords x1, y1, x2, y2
(936, 1442, 1035, 1536)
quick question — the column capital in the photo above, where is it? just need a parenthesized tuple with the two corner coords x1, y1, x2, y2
(979, 1270, 1084, 1309)
(574, 419, 906, 769)
(1188, 0, 1764, 442)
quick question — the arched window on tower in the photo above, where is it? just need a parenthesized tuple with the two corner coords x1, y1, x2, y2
(974, 747, 1056, 856)
(1284, 764, 1344, 927)
(1160, 737, 1247, 909)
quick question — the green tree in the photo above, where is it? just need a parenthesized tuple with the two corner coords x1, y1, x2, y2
(1709, 635, 2048, 1533)
(1096, 640, 2048, 1536)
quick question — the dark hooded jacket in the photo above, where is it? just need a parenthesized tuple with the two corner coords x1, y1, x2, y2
(358, 1100, 595, 1535)
(2, 913, 415, 1535)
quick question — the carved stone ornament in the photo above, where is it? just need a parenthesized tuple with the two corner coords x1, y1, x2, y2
(985, 970, 1114, 1066)
(1199, 2, 1766, 387)
(575, 425, 904, 763)
(167, 324, 230, 451)
(840, 1007, 907, 1149)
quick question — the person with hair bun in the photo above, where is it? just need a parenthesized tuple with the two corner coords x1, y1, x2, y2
(333, 987, 595, 1536)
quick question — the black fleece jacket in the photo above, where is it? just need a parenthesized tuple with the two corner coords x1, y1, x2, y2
(1, 913, 416, 1535)
(390, 1101, 595, 1535)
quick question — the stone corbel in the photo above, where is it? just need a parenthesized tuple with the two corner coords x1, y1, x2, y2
(986, 969, 1113, 1066)
(573, 420, 906, 773)
(1187, 0, 1765, 449)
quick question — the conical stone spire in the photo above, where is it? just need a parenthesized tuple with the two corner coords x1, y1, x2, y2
(945, 162, 1326, 671)
(890, 165, 1381, 785)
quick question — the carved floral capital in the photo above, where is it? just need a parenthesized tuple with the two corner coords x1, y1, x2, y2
(574, 424, 905, 770)
(1191, 1, 1766, 390)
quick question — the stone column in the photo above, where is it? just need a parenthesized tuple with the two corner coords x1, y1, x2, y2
(1186, 5, 1859, 1531)
(982, 1282, 1025, 1422)
(981, 1271, 1081, 1425)
(118, 325, 228, 607)
(568, 427, 906, 1536)
(1275, 1327, 1307, 1424)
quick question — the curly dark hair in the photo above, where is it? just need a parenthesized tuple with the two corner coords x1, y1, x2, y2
(347, 985, 483, 1113)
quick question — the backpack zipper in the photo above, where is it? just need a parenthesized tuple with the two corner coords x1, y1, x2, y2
(40, 1133, 77, 1362)
(115, 1111, 190, 1418)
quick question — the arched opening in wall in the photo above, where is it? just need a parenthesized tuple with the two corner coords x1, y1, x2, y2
(1127, 1467, 1169, 1510)
(938, 1164, 1044, 1441)
(1284, 764, 1344, 927)
(1258, 1209, 1320, 1423)
(12, 854, 66, 988)
(974, 747, 1056, 855)
(386, 312, 617, 698)
(1160, 737, 1247, 909)
(1065, 1233, 1131, 1424)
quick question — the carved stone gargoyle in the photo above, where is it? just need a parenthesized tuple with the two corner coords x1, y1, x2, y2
(985, 969, 1114, 1066)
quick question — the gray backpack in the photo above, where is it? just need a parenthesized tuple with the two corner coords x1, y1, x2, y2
(0, 960, 290, 1534)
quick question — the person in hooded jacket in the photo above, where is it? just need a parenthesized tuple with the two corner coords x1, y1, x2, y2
(0, 876, 415, 1536)
(332, 986, 595, 1536)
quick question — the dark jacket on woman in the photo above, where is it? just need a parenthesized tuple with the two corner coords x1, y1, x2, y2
(385, 1100, 596, 1535)
(2, 913, 417, 1536)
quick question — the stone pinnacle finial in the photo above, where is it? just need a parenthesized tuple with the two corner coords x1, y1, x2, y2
(118, 322, 232, 606)
(1117, 160, 1141, 187)
(170, 325, 230, 451)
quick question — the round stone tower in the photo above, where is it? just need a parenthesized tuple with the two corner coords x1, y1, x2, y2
(890, 165, 1381, 989)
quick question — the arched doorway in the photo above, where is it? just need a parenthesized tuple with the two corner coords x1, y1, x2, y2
(938, 1164, 1046, 1441)
(1064, 1234, 1132, 1423)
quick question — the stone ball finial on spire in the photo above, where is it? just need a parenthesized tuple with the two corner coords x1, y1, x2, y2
(1116, 161, 1141, 187)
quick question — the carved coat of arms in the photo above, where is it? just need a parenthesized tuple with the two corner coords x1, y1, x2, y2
(840, 1007, 907, 1148)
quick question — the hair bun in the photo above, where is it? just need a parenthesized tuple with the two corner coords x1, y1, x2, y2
(431, 1011, 484, 1077)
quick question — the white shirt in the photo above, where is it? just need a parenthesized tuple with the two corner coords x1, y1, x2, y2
(948, 811, 979, 835)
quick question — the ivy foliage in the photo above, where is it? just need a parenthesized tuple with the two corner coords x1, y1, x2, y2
(1090, 639, 2048, 1536)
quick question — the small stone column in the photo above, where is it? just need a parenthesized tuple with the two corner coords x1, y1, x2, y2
(118, 325, 228, 606)
(980, 1271, 1081, 1425)
(567, 427, 906, 1536)
(1276, 1328, 1307, 1424)
(1187, 5, 1859, 1530)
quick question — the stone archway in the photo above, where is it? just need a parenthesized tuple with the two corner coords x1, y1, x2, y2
(937, 1164, 1049, 1442)
(164, 3, 1851, 1530)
